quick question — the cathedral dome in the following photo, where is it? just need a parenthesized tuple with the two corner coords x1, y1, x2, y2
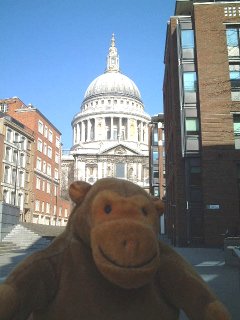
(71, 34, 151, 170)
(84, 72, 141, 101)
(83, 34, 142, 103)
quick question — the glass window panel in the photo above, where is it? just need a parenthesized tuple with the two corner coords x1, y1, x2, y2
(12, 169, 16, 185)
(153, 151, 159, 162)
(183, 72, 197, 91)
(5, 147, 11, 162)
(230, 71, 240, 80)
(153, 171, 159, 178)
(190, 167, 201, 174)
(153, 127, 158, 145)
(230, 64, 240, 79)
(181, 30, 194, 49)
(233, 115, 240, 149)
(234, 115, 240, 135)
(6, 129, 12, 142)
(153, 187, 159, 197)
(235, 135, 240, 149)
(186, 118, 199, 132)
(14, 133, 19, 144)
(186, 136, 199, 151)
(226, 28, 240, 56)
(226, 29, 238, 47)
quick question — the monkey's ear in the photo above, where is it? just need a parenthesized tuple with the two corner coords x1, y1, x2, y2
(152, 198, 165, 216)
(69, 181, 92, 204)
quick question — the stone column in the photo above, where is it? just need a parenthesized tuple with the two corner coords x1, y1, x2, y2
(111, 117, 114, 140)
(118, 117, 122, 140)
(76, 123, 80, 143)
(82, 121, 85, 142)
(140, 122, 143, 142)
(98, 162, 102, 179)
(127, 118, 130, 140)
(94, 118, 98, 140)
(138, 163, 142, 182)
(73, 125, 76, 144)
(143, 123, 147, 143)
(87, 119, 91, 141)
(79, 123, 82, 142)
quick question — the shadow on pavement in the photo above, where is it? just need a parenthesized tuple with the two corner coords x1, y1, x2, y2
(0, 238, 52, 282)
(174, 247, 240, 320)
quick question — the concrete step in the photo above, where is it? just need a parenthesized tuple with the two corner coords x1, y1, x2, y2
(0, 242, 21, 254)
(2, 224, 51, 250)
(20, 222, 65, 237)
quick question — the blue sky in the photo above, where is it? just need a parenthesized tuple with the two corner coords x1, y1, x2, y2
(1, 0, 176, 149)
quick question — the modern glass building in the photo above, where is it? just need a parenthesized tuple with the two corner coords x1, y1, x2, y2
(163, 0, 240, 246)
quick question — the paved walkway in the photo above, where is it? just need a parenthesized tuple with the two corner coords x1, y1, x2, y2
(175, 247, 239, 320)
(0, 243, 239, 319)
(0, 248, 37, 282)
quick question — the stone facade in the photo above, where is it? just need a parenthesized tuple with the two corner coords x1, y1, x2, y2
(63, 35, 151, 190)
(0, 112, 35, 223)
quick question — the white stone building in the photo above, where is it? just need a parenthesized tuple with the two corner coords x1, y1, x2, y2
(63, 35, 151, 191)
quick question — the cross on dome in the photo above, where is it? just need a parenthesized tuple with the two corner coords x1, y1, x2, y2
(106, 33, 120, 73)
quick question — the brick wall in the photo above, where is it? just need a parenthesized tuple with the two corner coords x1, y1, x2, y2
(1, 97, 71, 225)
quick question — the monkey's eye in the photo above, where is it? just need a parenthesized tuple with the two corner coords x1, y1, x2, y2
(142, 207, 148, 216)
(104, 204, 112, 214)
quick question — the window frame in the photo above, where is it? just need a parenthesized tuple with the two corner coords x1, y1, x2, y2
(183, 71, 197, 92)
(37, 138, 43, 152)
(38, 120, 43, 134)
(181, 29, 195, 49)
(233, 114, 240, 149)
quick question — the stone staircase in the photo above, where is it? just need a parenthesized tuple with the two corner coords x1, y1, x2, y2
(2, 224, 52, 251)
(0, 242, 20, 254)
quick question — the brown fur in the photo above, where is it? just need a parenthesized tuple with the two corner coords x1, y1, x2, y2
(0, 178, 231, 319)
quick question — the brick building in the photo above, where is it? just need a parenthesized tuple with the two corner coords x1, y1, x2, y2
(0, 97, 71, 226)
(148, 113, 165, 234)
(163, 0, 240, 246)
(148, 114, 165, 200)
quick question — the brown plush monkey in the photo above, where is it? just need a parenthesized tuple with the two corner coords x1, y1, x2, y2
(0, 178, 230, 320)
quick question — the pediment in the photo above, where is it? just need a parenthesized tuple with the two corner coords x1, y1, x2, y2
(100, 143, 141, 156)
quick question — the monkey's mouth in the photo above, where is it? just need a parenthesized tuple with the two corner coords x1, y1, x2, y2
(99, 246, 157, 269)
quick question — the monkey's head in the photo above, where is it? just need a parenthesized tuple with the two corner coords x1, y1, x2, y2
(69, 178, 164, 289)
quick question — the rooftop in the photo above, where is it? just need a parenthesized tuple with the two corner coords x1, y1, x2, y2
(175, 0, 240, 15)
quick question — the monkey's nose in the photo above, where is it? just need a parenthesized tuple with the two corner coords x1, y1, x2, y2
(122, 239, 139, 254)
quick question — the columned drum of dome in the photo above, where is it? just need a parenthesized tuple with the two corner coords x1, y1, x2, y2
(70, 35, 151, 190)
